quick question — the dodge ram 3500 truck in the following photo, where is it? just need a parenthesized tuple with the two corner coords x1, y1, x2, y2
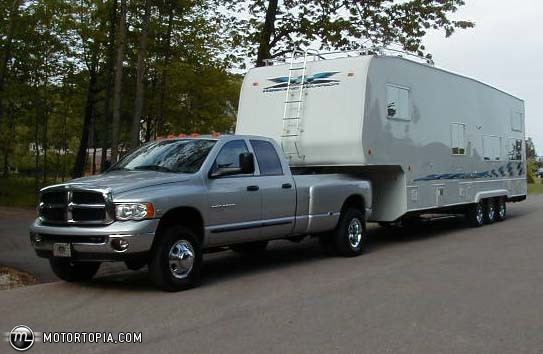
(30, 135, 371, 291)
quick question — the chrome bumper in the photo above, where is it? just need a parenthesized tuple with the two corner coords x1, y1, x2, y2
(29, 218, 159, 261)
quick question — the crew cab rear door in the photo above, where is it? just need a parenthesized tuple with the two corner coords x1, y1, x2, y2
(206, 139, 262, 246)
(250, 139, 296, 238)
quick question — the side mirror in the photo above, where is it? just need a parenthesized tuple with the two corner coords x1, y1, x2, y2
(239, 152, 255, 174)
(209, 152, 255, 178)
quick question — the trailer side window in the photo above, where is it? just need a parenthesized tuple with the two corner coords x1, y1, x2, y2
(451, 123, 466, 155)
(507, 138, 523, 161)
(386, 85, 410, 121)
(482, 136, 502, 161)
(250, 140, 284, 176)
(511, 112, 523, 132)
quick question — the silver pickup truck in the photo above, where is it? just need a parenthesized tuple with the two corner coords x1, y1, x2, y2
(30, 135, 371, 291)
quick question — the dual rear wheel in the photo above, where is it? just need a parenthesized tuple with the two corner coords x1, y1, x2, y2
(319, 208, 366, 257)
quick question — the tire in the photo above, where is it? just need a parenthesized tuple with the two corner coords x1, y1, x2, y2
(49, 259, 100, 282)
(230, 241, 268, 255)
(149, 226, 202, 292)
(495, 197, 507, 222)
(333, 208, 367, 257)
(467, 201, 485, 227)
(484, 198, 496, 224)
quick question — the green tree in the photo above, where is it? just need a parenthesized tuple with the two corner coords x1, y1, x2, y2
(226, 0, 474, 67)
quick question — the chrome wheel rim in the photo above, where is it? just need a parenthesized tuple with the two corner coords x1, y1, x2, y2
(347, 218, 363, 248)
(499, 202, 506, 218)
(476, 205, 484, 224)
(487, 204, 495, 220)
(168, 240, 195, 279)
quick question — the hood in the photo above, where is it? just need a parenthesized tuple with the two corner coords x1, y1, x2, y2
(51, 170, 192, 195)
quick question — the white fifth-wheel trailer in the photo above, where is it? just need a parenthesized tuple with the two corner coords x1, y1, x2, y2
(236, 49, 527, 226)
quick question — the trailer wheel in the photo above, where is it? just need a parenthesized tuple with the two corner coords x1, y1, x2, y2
(49, 259, 100, 282)
(495, 197, 507, 221)
(333, 208, 366, 257)
(484, 198, 496, 224)
(149, 225, 202, 291)
(467, 201, 485, 227)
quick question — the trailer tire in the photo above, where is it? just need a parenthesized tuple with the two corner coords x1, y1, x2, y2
(149, 225, 202, 292)
(495, 197, 507, 222)
(467, 201, 485, 227)
(334, 208, 366, 257)
(49, 259, 100, 282)
(484, 198, 496, 224)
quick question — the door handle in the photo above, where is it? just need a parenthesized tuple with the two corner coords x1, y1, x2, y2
(282, 183, 292, 189)
(247, 185, 260, 191)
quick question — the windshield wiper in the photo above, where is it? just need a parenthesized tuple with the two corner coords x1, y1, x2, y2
(133, 165, 176, 173)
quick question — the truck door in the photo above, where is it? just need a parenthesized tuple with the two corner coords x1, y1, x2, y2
(250, 139, 296, 238)
(206, 140, 263, 246)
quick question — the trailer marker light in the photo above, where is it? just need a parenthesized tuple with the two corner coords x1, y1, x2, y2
(347, 72, 355, 77)
(253, 82, 259, 86)
(178, 133, 187, 138)
(191, 133, 200, 137)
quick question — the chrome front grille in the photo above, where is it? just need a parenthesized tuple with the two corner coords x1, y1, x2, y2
(39, 188, 114, 225)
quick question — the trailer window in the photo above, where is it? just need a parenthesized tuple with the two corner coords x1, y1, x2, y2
(511, 112, 523, 132)
(451, 123, 466, 155)
(386, 85, 410, 120)
(507, 139, 523, 161)
(482, 136, 502, 161)
(250, 140, 283, 176)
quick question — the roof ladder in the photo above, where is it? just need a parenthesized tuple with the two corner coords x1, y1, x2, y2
(281, 49, 315, 160)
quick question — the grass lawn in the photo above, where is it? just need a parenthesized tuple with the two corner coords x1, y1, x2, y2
(0, 177, 41, 207)
(528, 182, 543, 194)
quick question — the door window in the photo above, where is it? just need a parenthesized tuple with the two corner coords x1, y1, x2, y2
(212, 140, 249, 173)
(250, 140, 283, 176)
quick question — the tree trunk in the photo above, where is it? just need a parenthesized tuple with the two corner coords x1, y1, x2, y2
(0, 0, 23, 133)
(111, 0, 127, 163)
(101, 0, 118, 172)
(72, 68, 98, 178)
(157, 3, 175, 137)
(256, 0, 278, 67)
(131, 0, 151, 148)
(42, 56, 49, 184)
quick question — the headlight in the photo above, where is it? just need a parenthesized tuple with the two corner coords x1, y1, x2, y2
(115, 203, 155, 221)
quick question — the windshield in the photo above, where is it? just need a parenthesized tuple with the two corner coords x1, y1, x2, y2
(111, 139, 216, 174)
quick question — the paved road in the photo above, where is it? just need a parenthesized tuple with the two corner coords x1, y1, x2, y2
(1, 197, 543, 354)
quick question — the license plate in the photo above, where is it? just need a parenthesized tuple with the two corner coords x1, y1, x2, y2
(53, 243, 72, 257)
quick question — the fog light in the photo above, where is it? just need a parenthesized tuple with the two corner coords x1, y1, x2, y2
(30, 232, 42, 243)
(111, 238, 129, 252)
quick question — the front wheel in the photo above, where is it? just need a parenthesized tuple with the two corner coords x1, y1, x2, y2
(149, 226, 202, 291)
(330, 208, 366, 257)
(49, 259, 100, 282)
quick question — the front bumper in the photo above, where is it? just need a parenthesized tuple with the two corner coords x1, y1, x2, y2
(29, 218, 159, 262)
